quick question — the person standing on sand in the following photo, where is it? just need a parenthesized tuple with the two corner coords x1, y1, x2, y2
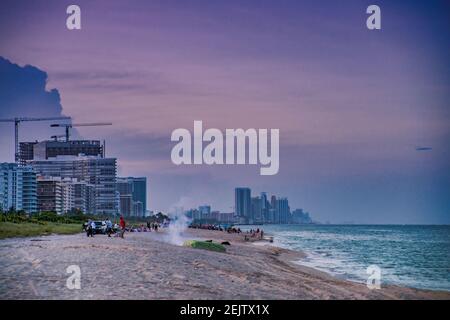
(85, 220, 92, 237)
(105, 218, 113, 237)
(90, 220, 96, 237)
(119, 216, 126, 238)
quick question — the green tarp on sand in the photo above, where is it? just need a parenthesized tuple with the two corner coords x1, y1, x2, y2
(183, 240, 226, 253)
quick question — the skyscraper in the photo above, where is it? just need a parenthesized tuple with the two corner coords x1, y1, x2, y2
(116, 177, 134, 216)
(251, 196, 262, 223)
(199, 205, 211, 220)
(131, 177, 147, 213)
(31, 155, 117, 215)
(18, 142, 37, 165)
(270, 195, 278, 223)
(73, 180, 95, 214)
(292, 209, 312, 224)
(133, 201, 144, 217)
(37, 177, 63, 214)
(235, 187, 251, 223)
(260, 192, 269, 223)
(0, 163, 37, 213)
(20, 139, 104, 163)
(116, 177, 147, 217)
(277, 197, 291, 224)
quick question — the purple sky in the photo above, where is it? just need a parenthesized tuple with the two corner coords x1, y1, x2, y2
(0, 0, 449, 223)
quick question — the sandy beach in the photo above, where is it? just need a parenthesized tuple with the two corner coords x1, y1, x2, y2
(0, 228, 448, 300)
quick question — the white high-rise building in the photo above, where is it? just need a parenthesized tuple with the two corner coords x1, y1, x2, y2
(36, 176, 82, 214)
(31, 155, 117, 215)
(116, 177, 133, 216)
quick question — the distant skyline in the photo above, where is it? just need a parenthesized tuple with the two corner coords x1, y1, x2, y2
(0, 0, 449, 223)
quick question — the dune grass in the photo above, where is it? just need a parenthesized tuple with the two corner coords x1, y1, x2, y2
(0, 221, 82, 239)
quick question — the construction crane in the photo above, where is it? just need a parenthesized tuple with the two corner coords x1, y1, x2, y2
(0, 116, 71, 163)
(50, 122, 112, 142)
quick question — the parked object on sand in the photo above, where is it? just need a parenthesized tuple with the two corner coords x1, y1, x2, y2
(183, 240, 226, 253)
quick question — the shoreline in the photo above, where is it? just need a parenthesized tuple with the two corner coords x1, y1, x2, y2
(243, 225, 450, 293)
(190, 228, 450, 297)
(0, 228, 449, 300)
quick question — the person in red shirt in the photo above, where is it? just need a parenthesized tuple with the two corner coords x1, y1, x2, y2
(119, 216, 126, 238)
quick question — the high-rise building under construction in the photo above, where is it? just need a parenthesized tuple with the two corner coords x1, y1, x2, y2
(19, 140, 104, 164)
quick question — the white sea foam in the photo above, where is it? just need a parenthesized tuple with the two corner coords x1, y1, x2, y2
(243, 224, 450, 291)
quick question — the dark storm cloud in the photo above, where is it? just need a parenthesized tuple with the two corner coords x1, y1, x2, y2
(0, 56, 66, 118)
(0, 56, 73, 161)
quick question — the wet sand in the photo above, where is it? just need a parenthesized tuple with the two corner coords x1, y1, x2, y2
(0, 228, 448, 300)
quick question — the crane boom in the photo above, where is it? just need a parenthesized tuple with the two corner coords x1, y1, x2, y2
(0, 116, 71, 164)
(50, 122, 112, 142)
(72, 122, 112, 127)
(0, 116, 71, 122)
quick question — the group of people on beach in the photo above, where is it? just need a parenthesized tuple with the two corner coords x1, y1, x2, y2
(189, 224, 224, 231)
(147, 221, 159, 232)
(189, 224, 242, 234)
(226, 227, 242, 234)
(83, 216, 163, 239)
(125, 221, 160, 233)
(245, 228, 264, 240)
(189, 223, 266, 242)
(84, 216, 127, 238)
(190, 223, 268, 238)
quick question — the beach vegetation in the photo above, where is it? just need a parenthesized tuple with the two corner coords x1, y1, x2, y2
(0, 221, 81, 239)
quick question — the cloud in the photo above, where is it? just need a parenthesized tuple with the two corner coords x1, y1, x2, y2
(50, 68, 185, 95)
(0, 56, 65, 118)
(0, 56, 72, 161)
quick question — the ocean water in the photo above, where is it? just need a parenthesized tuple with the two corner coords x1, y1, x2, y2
(243, 224, 450, 291)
